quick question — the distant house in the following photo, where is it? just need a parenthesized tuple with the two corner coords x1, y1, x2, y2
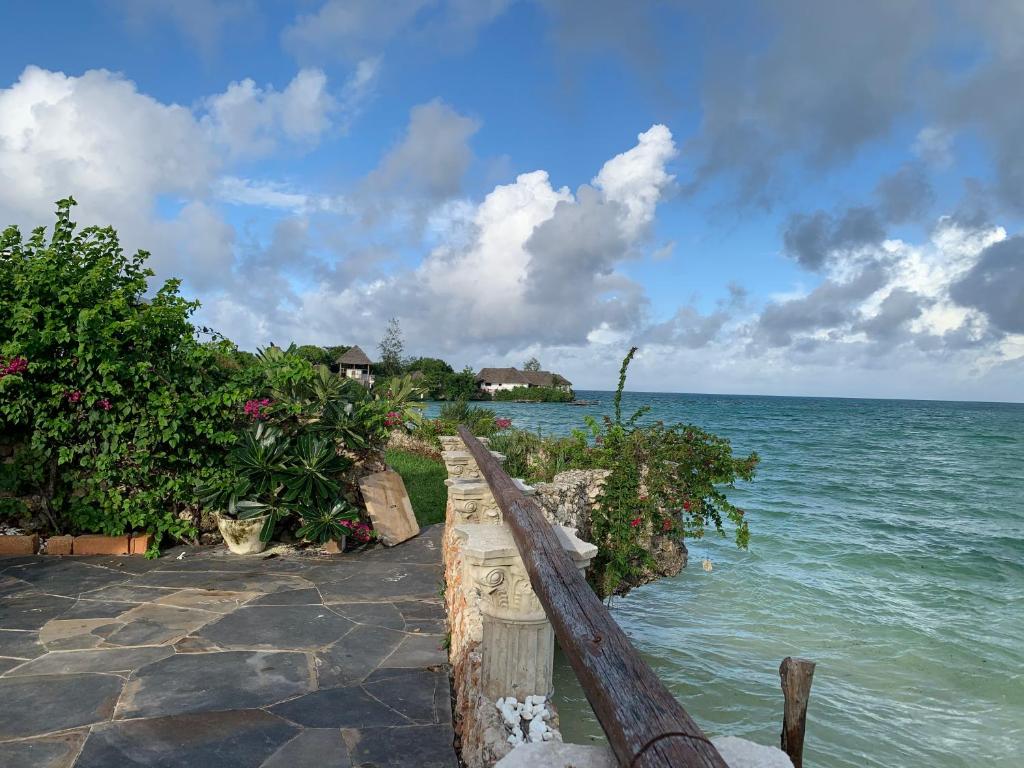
(337, 345, 374, 386)
(476, 367, 572, 394)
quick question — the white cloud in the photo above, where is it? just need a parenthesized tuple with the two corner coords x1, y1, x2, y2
(201, 68, 337, 158)
(0, 66, 214, 221)
(593, 123, 676, 235)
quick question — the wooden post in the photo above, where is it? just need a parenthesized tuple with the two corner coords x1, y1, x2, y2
(779, 656, 815, 768)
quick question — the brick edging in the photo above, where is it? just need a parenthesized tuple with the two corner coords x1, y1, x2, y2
(0, 533, 153, 556)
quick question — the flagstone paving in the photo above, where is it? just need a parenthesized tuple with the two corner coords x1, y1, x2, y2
(0, 525, 455, 768)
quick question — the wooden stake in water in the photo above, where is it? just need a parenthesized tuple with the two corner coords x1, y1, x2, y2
(780, 656, 815, 768)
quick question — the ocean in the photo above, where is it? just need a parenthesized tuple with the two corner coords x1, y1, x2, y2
(428, 392, 1024, 767)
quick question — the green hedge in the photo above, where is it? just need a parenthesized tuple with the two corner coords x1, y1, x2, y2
(491, 386, 573, 402)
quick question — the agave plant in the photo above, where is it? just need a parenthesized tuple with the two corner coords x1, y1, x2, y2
(199, 422, 353, 543)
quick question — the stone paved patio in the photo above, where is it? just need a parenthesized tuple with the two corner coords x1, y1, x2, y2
(0, 525, 456, 767)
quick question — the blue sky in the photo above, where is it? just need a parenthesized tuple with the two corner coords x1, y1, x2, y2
(1, 1, 1022, 401)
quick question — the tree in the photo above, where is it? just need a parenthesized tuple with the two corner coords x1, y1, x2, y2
(294, 345, 332, 367)
(377, 319, 404, 378)
(443, 367, 480, 401)
(523, 356, 541, 371)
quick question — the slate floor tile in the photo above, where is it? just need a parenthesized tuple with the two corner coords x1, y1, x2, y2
(7, 645, 174, 677)
(101, 604, 211, 646)
(3, 561, 128, 596)
(0, 673, 123, 739)
(343, 724, 458, 768)
(318, 564, 443, 603)
(76, 709, 297, 768)
(0, 630, 45, 660)
(0, 593, 74, 630)
(196, 605, 354, 651)
(379, 633, 447, 669)
(0, 729, 88, 768)
(314, 624, 406, 687)
(363, 668, 446, 724)
(261, 728, 351, 768)
(117, 651, 313, 719)
(80, 584, 173, 603)
(153, 589, 256, 613)
(270, 685, 410, 729)
(55, 598, 138, 620)
(132, 571, 312, 594)
(38, 618, 113, 651)
(247, 588, 323, 606)
(329, 601, 407, 631)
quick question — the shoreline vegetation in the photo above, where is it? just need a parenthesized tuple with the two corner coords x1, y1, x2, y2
(2, 200, 757, 599)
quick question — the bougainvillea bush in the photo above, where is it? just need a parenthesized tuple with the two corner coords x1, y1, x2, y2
(0, 199, 262, 552)
(486, 349, 759, 597)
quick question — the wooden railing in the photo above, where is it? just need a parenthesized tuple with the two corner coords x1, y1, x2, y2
(458, 426, 729, 768)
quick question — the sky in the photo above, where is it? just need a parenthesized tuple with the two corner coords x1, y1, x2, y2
(0, 1, 1022, 402)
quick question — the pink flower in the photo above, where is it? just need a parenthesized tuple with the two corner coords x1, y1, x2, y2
(98, 398, 112, 411)
(243, 398, 272, 420)
(494, 417, 512, 430)
(66, 390, 82, 404)
(0, 356, 28, 378)
(384, 411, 403, 427)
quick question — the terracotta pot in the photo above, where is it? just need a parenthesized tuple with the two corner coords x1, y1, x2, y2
(215, 513, 269, 555)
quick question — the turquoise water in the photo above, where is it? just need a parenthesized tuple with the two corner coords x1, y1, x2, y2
(429, 392, 1024, 767)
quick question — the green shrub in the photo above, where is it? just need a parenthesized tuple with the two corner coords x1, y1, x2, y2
(0, 199, 259, 551)
(491, 386, 573, 402)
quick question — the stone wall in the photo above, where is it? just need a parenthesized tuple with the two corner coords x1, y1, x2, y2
(441, 437, 593, 768)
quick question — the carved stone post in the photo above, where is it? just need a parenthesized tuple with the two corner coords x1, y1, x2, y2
(456, 523, 596, 700)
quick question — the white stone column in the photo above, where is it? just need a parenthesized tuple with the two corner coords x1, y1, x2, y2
(456, 523, 597, 700)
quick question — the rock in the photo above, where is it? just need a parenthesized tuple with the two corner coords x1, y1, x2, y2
(712, 736, 794, 768)
(495, 742, 616, 768)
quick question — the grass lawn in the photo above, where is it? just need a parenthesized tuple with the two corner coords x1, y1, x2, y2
(386, 448, 447, 526)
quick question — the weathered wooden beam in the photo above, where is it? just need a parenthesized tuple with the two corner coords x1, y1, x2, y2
(779, 656, 815, 768)
(457, 427, 727, 768)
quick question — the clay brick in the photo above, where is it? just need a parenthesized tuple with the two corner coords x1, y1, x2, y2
(46, 535, 74, 556)
(72, 534, 130, 556)
(0, 534, 39, 555)
(129, 533, 153, 555)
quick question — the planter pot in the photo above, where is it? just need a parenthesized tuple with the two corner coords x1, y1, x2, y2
(216, 514, 269, 555)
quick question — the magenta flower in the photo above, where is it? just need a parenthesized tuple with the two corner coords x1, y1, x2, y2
(0, 356, 28, 379)
(243, 398, 272, 420)
(66, 390, 82, 404)
(98, 398, 112, 411)
(494, 417, 512, 430)
(384, 411, 403, 427)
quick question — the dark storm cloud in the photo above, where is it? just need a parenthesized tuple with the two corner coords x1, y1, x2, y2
(522, 186, 647, 343)
(644, 285, 746, 349)
(783, 207, 886, 271)
(756, 263, 888, 347)
(857, 288, 926, 341)
(782, 164, 934, 271)
(875, 165, 934, 223)
(950, 235, 1024, 334)
(689, 1, 934, 203)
